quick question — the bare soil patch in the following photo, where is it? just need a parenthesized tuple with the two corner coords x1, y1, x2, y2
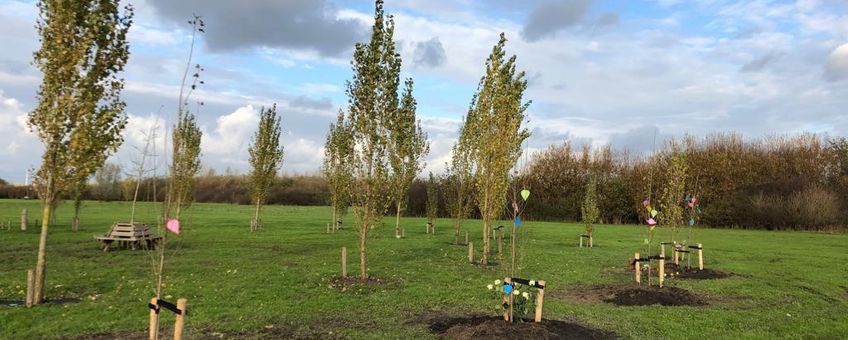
(552, 284, 707, 307)
(428, 315, 617, 340)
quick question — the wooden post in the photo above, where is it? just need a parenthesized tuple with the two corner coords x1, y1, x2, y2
(341, 247, 347, 277)
(173, 298, 187, 340)
(634, 253, 641, 283)
(579, 235, 583, 248)
(25, 269, 34, 308)
(465, 231, 469, 245)
(589, 236, 593, 248)
(534, 280, 546, 322)
(20, 208, 27, 231)
(401, 227, 405, 238)
(661, 243, 666, 258)
(148, 297, 159, 340)
(503, 277, 512, 321)
(468, 242, 473, 263)
(673, 242, 679, 265)
(698, 243, 703, 270)
(658, 257, 665, 288)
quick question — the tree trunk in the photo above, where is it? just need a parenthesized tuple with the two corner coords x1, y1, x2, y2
(359, 226, 367, 281)
(33, 198, 53, 304)
(331, 204, 337, 234)
(482, 216, 490, 265)
(394, 201, 401, 237)
(252, 199, 261, 232)
(453, 217, 461, 245)
(72, 198, 81, 232)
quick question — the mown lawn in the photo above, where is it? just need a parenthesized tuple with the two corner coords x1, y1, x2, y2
(1, 199, 847, 339)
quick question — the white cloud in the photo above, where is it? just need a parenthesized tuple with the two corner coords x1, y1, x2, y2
(201, 105, 260, 165)
(825, 43, 848, 81)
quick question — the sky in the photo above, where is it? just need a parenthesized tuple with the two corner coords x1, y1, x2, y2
(0, 0, 847, 184)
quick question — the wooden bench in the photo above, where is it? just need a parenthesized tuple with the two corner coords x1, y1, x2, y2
(94, 222, 162, 252)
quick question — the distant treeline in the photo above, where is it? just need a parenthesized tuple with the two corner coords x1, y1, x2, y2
(1, 133, 845, 231)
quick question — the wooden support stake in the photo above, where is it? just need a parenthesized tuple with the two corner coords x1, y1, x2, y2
(341, 247, 347, 277)
(673, 242, 679, 265)
(698, 243, 703, 270)
(503, 277, 512, 321)
(497, 231, 503, 254)
(589, 236, 593, 248)
(20, 208, 27, 231)
(634, 253, 641, 283)
(401, 227, 405, 238)
(468, 242, 473, 263)
(148, 297, 159, 340)
(579, 235, 583, 248)
(25, 269, 34, 308)
(173, 298, 187, 340)
(534, 280, 546, 322)
(658, 257, 665, 288)
(465, 231, 469, 245)
(661, 244, 666, 258)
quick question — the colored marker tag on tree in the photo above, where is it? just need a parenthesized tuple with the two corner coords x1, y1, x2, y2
(504, 284, 513, 294)
(514, 216, 522, 226)
(512, 201, 519, 214)
(651, 209, 658, 217)
(689, 218, 695, 226)
(647, 217, 657, 225)
(520, 189, 530, 201)
(166, 219, 180, 234)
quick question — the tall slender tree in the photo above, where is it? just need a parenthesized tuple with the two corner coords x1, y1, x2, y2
(659, 145, 688, 242)
(27, 0, 133, 304)
(581, 176, 599, 239)
(446, 130, 475, 245)
(343, 0, 403, 280)
(388, 79, 429, 237)
(462, 33, 531, 265)
(248, 105, 284, 232)
(323, 111, 353, 232)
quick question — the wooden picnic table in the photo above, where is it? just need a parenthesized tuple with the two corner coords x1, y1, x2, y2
(94, 222, 162, 252)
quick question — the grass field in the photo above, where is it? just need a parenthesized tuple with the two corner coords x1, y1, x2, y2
(1, 199, 847, 339)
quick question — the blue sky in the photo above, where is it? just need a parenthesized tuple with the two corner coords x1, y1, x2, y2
(1, 0, 847, 184)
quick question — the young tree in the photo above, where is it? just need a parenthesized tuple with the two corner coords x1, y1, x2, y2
(343, 0, 403, 280)
(581, 176, 599, 240)
(388, 79, 429, 237)
(425, 172, 439, 226)
(659, 145, 688, 242)
(323, 111, 353, 232)
(248, 105, 284, 232)
(445, 134, 475, 245)
(462, 33, 531, 265)
(27, 0, 133, 304)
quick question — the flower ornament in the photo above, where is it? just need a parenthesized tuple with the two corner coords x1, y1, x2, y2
(487, 284, 493, 290)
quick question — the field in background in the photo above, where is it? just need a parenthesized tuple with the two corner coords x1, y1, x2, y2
(1, 199, 847, 339)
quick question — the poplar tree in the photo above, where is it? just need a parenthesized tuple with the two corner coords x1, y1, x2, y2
(463, 33, 531, 265)
(446, 132, 474, 245)
(343, 0, 402, 280)
(248, 105, 284, 232)
(388, 79, 429, 237)
(27, 0, 133, 304)
(581, 176, 599, 238)
(659, 146, 688, 242)
(323, 111, 353, 232)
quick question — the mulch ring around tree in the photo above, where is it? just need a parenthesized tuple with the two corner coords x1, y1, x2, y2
(326, 275, 401, 293)
(428, 315, 618, 340)
(653, 263, 732, 280)
(552, 284, 707, 307)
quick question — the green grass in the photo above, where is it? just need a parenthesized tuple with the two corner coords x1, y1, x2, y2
(1, 199, 847, 339)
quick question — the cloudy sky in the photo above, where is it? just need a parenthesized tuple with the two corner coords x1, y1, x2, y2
(1, 0, 847, 184)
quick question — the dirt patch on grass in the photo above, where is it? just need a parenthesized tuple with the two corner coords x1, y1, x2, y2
(428, 315, 617, 340)
(0, 297, 81, 307)
(552, 284, 706, 307)
(326, 275, 400, 293)
(657, 263, 732, 279)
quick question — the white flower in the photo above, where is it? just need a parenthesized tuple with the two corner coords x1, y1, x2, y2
(522, 292, 529, 299)
(513, 289, 520, 296)
(494, 279, 501, 285)
(529, 280, 536, 286)
(487, 284, 493, 290)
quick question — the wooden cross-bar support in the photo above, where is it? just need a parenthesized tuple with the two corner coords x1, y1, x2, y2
(148, 297, 189, 340)
(341, 246, 348, 277)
